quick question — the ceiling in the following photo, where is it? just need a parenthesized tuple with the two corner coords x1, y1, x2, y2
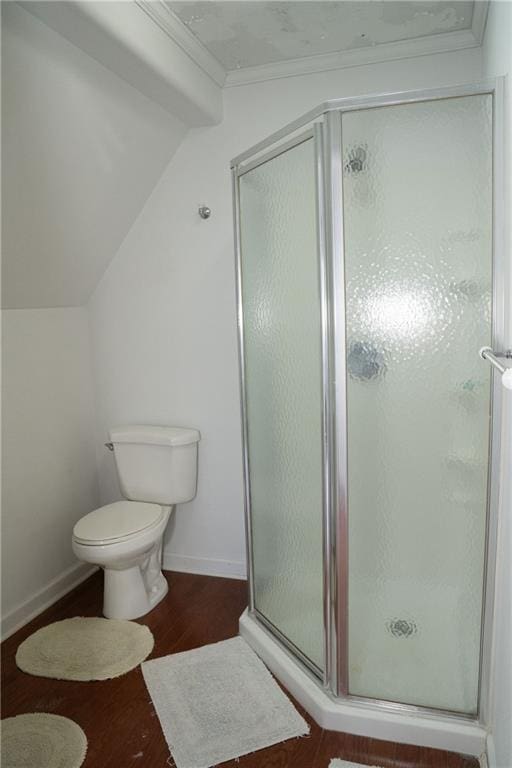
(169, 1, 476, 71)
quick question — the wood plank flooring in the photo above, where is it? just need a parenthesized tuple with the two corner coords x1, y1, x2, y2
(1, 571, 479, 768)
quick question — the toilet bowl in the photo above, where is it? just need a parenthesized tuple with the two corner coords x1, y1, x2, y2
(73, 501, 173, 619)
(72, 425, 200, 620)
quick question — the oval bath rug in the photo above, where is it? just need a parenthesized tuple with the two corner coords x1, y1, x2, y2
(1, 713, 87, 768)
(16, 616, 154, 681)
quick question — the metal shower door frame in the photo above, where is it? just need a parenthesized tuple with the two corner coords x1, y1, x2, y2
(232, 77, 506, 725)
(232, 127, 327, 683)
(322, 79, 506, 724)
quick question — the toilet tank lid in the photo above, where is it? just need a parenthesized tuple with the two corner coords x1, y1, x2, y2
(109, 425, 201, 447)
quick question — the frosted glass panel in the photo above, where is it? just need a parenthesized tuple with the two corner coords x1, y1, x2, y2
(343, 95, 492, 713)
(239, 138, 324, 670)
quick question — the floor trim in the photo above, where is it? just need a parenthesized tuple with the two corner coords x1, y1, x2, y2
(1, 562, 98, 640)
(163, 551, 246, 580)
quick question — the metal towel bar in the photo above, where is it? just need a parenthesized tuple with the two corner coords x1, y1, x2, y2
(479, 347, 512, 389)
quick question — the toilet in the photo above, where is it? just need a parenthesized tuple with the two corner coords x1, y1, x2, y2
(72, 425, 200, 620)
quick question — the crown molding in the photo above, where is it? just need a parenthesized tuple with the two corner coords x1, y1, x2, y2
(471, 0, 490, 44)
(137, 1, 489, 91)
(224, 27, 483, 88)
(135, 0, 226, 87)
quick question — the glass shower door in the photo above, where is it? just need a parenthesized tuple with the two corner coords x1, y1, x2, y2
(342, 95, 493, 713)
(238, 135, 324, 672)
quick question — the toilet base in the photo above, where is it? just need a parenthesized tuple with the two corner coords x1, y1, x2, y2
(103, 542, 168, 620)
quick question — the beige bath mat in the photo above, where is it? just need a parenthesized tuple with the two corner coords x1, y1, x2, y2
(142, 636, 309, 768)
(16, 616, 153, 680)
(1, 713, 87, 768)
(329, 762, 384, 767)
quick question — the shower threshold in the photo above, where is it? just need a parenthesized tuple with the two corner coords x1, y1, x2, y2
(239, 610, 487, 758)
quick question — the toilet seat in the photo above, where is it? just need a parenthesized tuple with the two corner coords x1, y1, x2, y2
(73, 501, 164, 545)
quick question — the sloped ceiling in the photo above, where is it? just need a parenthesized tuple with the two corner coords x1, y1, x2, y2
(2, 2, 187, 309)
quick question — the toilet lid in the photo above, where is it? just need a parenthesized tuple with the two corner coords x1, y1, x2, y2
(73, 501, 164, 544)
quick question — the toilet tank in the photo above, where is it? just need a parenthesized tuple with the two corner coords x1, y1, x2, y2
(109, 425, 200, 505)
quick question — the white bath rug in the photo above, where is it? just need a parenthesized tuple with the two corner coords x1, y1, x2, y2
(142, 635, 309, 768)
(1, 713, 87, 768)
(329, 761, 384, 768)
(16, 616, 154, 681)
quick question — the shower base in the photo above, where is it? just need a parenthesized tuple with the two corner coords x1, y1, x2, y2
(239, 609, 487, 757)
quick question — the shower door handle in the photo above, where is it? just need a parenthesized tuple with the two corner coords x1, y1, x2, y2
(479, 347, 512, 390)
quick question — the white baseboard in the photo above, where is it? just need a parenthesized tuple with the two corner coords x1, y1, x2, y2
(163, 551, 247, 580)
(1, 553, 245, 641)
(1, 561, 98, 641)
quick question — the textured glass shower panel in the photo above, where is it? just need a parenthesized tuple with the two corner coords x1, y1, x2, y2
(343, 95, 492, 713)
(239, 138, 324, 670)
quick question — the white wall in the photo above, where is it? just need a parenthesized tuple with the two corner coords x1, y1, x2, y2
(19, 1, 223, 126)
(2, 2, 187, 309)
(88, 47, 483, 580)
(1, 308, 99, 637)
(482, 3, 512, 767)
(1, 1, 196, 637)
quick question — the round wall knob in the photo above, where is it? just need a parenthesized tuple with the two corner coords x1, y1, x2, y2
(198, 206, 211, 219)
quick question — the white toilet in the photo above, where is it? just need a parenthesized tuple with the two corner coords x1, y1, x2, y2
(72, 425, 200, 620)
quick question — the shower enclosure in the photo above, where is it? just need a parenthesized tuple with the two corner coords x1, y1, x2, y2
(232, 80, 506, 754)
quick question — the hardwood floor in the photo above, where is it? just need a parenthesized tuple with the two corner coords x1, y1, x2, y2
(1, 571, 479, 768)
